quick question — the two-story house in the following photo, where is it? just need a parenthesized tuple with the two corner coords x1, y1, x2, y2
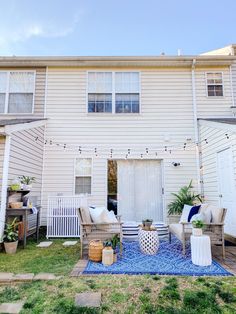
(0, 49, 236, 239)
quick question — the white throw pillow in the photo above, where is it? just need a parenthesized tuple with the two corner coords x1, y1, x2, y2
(89, 206, 106, 223)
(190, 213, 206, 223)
(108, 210, 118, 223)
(179, 204, 192, 223)
(199, 204, 212, 223)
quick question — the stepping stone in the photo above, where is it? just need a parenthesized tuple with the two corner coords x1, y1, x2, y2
(63, 241, 78, 247)
(34, 273, 57, 280)
(0, 302, 24, 314)
(37, 241, 53, 248)
(0, 272, 14, 282)
(75, 292, 101, 308)
(14, 273, 34, 281)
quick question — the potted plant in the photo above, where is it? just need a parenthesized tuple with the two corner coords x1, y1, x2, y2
(111, 234, 120, 262)
(3, 218, 19, 254)
(167, 180, 202, 223)
(19, 176, 36, 190)
(142, 219, 153, 230)
(9, 178, 21, 191)
(192, 220, 204, 236)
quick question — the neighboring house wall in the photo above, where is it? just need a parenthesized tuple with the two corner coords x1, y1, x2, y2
(0, 67, 46, 119)
(231, 61, 236, 106)
(40, 65, 234, 225)
(199, 121, 236, 204)
(8, 126, 45, 205)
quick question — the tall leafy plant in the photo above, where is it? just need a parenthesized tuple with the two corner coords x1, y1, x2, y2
(168, 180, 202, 215)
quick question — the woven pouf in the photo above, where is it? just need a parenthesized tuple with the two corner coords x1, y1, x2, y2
(138, 229, 159, 255)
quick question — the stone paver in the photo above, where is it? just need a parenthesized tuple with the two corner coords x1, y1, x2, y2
(63, 241, 78, 247)
(0, 272, 14, 282)
(36, 241, 53, 248)
(33, 273, 57, 280)
(75, 292, 101, 308)
(14, 273, 34, 282)
(70, 260, 88, 277)
(0, 302, 24, 314)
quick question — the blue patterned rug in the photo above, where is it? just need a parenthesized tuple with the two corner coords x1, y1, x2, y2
(83, 238, 232, 276)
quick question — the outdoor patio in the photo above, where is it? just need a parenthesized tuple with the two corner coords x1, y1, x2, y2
(71, 238, 236, 277)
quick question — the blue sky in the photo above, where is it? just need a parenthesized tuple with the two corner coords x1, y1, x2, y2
(0, 0, 236, 56)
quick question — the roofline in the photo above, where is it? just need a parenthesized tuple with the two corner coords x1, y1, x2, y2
(198, 118, 236, 132)
(0, 55, 234, 67)
(0, 119, 47, 135)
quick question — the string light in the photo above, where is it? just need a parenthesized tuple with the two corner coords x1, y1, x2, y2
(35, 136, 39, 142)
(225, 133, 229, 139)
(204, 139, 208, 144)
(146, 148, 149, 154)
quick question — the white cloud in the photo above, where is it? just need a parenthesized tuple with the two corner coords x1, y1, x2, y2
(0, 14, 80, 54)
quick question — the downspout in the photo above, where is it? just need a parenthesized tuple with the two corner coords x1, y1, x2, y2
(191, 59, 202, 195)
(0, 135, 11, 241)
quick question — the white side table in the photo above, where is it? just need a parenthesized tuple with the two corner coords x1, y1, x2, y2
(190, 235, 212, 266)
(138, 229, 159, 255)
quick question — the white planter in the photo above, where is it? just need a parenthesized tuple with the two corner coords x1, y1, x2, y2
(192, 228, 203, 237)
(22, 184, 32, 191)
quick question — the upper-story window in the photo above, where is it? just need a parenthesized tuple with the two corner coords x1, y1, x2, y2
(87, 71, 140, 113)
(75, 158, 92, 195)
(206, 72, 223, 97)
(0, 71, 35, 114)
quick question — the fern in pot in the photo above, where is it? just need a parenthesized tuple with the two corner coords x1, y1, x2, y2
(3, 218, 19, 254)
(167, 180, 202, 223)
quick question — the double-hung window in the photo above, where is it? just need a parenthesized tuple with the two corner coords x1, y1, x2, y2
(206, 72, 223, 97)
(0, 71, 35, 114)
(75, 158, 92, 194)
(87, 72, 140, 113)
(88, 72, 112, 113)
(115, 72, 139, 113)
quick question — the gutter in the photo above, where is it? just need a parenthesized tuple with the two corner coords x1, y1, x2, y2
(191, 59, 202, 195)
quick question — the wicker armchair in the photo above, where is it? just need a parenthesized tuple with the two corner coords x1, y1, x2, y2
(77, 207, 123, 258)
(169, 207, 227, 258)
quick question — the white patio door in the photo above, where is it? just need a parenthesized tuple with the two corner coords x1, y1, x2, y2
(117, 160, 163, 222)
(217, 148, 236, 237)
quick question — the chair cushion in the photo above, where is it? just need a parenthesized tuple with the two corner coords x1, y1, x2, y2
(199, 204, 212, 223)
(207, 205, 224, 223)
(169, 223, 192, 241)
(108, 210, 118, 223)
(89, 206, 107, 223)
(179, 205, 192, 223)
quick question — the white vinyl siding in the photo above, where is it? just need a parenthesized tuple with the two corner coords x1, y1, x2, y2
(199, 121, 236, 205)
(8, 126, 45, 205)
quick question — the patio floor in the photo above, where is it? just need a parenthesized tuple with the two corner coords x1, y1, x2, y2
(71, 243, 236, 277)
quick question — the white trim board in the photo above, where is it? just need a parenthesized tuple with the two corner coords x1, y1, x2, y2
(0, 119, 47, 135)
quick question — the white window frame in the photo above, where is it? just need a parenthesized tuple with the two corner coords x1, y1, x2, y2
(74, 158, 93, 196)
(0, 70, 36, 114)
(205, 71, 224, 98)
(87, 70, 141, 114)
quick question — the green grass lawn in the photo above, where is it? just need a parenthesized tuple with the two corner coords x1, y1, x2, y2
(0, 235, 236, 313)
(0, 238, 80, 275)
(0, 276, 235, 313)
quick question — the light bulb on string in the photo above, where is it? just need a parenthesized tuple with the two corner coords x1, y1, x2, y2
(165, 146, 167, 152)
(63, 144, 67, 150)
(146, 148, 149, 154)
(35, 136, 39, 142)
(225, 134, 229, 139)
(94, 148, 98, 157)
(140, 154, 143, 159)
(44, 140, 48, 145)
(128, 148, 131, 155)
(204, 139, 208, 144)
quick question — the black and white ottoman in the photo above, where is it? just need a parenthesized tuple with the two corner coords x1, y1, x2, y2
(122, 222, 140, 241)
(152, 222, 169, 239)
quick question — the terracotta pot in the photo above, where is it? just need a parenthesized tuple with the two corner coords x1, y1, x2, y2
(4, 241, 18, 254)
(192, 228, 203, 237)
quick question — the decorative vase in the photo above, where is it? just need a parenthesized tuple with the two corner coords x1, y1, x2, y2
(89, 240, 103, 262)
(4, 241, 18, 254)
(102, 247, 114, 266)
(192, 228, 203, 237)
